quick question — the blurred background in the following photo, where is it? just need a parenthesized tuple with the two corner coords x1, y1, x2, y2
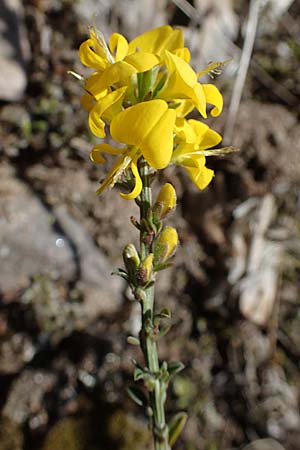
(0, 0, 300, 449)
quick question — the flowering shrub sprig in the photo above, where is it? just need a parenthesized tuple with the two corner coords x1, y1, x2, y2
(77, 24, 234, 450)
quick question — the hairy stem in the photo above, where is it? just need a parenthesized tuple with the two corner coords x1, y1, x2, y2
(139, 159, 170, 450)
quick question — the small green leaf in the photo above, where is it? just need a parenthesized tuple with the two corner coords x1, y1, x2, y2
(134, 366, 146, 381)
(153, 72, 167, 97)
(137, 67, 159, 101)
(127, 385, 148, 407)
(168, 361, 185, 377)
(127, 336, 140, 346)
(111, 268, 129, 281)
(157, 308, 171, 319)
(158, 322, 171, 338)
(168, 412, 188, 446)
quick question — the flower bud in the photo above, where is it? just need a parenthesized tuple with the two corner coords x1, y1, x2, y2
(137, 253, 153, 286)
(154, 227, 178, 266)
(123, 244, 140, 277)
(153, 183, 177, 219)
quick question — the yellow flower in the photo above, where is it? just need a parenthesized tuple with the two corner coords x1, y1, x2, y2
(90, 100, 176, 199)
(172, 119, 222, 190)
(79, 27, 114, 70)
(154, 227, 178, 266)
(153, 183, 177, 219)
(157, 51, 207, 117)
(110, 100, 176, 169)
(80, 27, 159, 100)
(137, 254, 154, 286)
(155, 52, 224, 118)
(78, 25, 227, 198)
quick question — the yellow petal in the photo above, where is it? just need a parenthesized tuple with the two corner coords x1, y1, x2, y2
(142, 108, 176, 169)
(186, 165, 214, 190)
(128, 26, 184, 57)
(172, 144, 206, 167)
(88, 87, 127, 137)
(161, 28, 185, 54)
(154, 183, 177, 218)
(109, 33, 129, 61)
(158, 51, 207, 117)
(174, 100, 194, 118)
(88, 114, 105, 138)
(172, 47, 191, 63)
(90, 143, 124, 164)
(188, 120, 222, 148)
(102, 86, 127, 122)
(120, 159, 142, 200)
(110, 100, 176, 169)
(85, 61, 136, 98)
(124, 52, 159, 72)
(79, 39, 107, 70)
(174, 118, 197, 143)
(96, 155, 127, 195)
(164, 50, 196, 86)
(89, 27, 114, 63)
(128, 25, 173, 55)
(202, 84, 223, 116)
(80, 92, 95, 112)
(154, 226, 178, 265)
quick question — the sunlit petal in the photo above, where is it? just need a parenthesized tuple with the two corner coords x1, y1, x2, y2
(124, 52, 159, 72)
(158, 51, 207, 117)
(203, 84, 223, 116)
(120, 158, 143, 199)
(88, 87, 127, 137)
(186, 165, 214, 190)
(172, 47, 190, 63)
(172, 144, 205, 167)
(174, 118, 197, 143)
(90, 143, 124, 164)
(109, 33, 129, 61)
(173, 100, 194, 118)
(128, 25, 173, 55)
(110, 100, 176, 169)
(96, 155, 127, 195)
(85, 61, 136, 98)
(188, 119, 222, 148)
(79, 39, 108, 70)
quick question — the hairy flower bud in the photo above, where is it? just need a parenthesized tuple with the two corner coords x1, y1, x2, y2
(153, 183, 177, 219)
(153, 227, 178, 266)
(123, 244, 140, 277)
(137, 253, 154, 286)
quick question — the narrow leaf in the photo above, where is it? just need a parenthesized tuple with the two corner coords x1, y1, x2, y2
(168, 412, 188, 446)
(127, 385, 148, 407)
(157, 308, 171, 319)
(168, 361, 185, 377)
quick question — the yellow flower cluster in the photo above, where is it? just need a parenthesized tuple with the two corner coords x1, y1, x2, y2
(79, 25, 224, 199)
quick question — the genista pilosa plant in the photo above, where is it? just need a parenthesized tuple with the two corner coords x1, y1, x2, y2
(75, 24, 234, 450)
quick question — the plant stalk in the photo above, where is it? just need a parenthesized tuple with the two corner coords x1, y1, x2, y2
(139, 159, 170, 450)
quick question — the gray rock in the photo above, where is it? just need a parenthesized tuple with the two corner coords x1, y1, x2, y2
(54, 205, 123, 318)
(0, 0, 28, 101)
(0, 163, 76, 292)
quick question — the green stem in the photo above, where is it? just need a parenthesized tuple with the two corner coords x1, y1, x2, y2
(139, 159, 170, 450)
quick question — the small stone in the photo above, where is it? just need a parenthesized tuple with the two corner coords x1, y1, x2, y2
(0, 0, 28, 101)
